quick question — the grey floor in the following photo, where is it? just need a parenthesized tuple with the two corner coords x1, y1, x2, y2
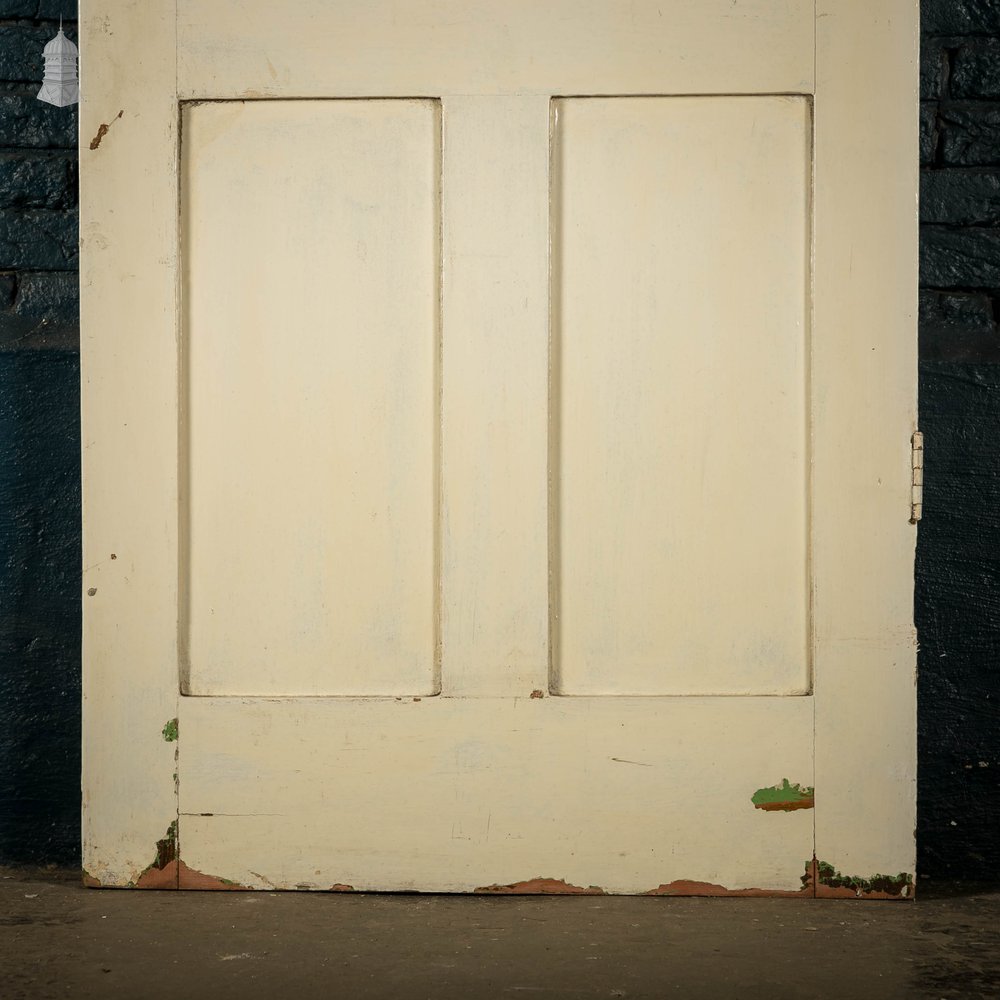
(1, 867, 998, 1000)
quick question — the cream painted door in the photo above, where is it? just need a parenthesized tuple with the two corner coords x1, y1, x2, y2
(81, 1, 919, 896)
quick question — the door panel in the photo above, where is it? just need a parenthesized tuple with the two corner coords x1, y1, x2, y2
(182, 100, 440, 697)
(552, 96, 810, 696)
(180, 695, 813, 893)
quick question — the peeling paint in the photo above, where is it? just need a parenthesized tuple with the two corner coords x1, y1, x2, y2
(154, 821, 178, 869)
(162, 718, 178, 742)
(646, 878, 812, 898)
(125, 821, 180, 888)
(89, 110, 124, 150)
(646, 858, 914, 899)
(177, 863, 249, 891)
(751, 778, 814, 812)
(475, 877, 605, 895)
(813, 860, 914, 900)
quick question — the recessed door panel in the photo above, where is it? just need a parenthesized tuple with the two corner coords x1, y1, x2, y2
(552, 97, 810, 696)
(182, 100, 440, 697)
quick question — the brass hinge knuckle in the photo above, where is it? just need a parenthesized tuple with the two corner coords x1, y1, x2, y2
(910, 431, 923, 524)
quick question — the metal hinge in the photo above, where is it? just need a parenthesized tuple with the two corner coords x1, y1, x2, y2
(910, 431, 924, 524)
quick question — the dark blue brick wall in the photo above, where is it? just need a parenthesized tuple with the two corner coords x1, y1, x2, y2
(0, 2, 998, 880)
(0, 351, 79, 864)
(0, 1, 79, 866)
(919, 2, 1000, 880)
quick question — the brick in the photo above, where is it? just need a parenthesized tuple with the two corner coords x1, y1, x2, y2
(0, 209, 77, 270)
(940, 104, 1000, 166)
(0, 93, 76, 149)
(37, 0, 78, 18)
(919, 290, 1000, 361)
(920, 226, 1000, 289)
(921, 40, 946, 100)
(0, 154, 74, 210)
(0, 270, 77, 348)
(14, 270, 76, 323)
(951, 40, 1000, 98)
(921, 103, 938, 165)
(922, 0, 1000, 35)
(0, 28, 68, 85)
(921, 169, 1000, 225)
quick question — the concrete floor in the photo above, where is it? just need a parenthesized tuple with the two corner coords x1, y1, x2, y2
(1, 868, 998, 1000)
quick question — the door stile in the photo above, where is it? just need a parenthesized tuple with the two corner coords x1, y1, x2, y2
(812, 0, 919, 896)
(80, 0, 181, 888)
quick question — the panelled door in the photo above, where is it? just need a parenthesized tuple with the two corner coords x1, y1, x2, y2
(81, 1, 919, 895)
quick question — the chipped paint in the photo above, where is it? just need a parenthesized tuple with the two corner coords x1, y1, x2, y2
(646, 871, 813, 898)
(646, 859, 911, 900)
(162, 718, 178, 742)
(154, 820, 178, 869)
(328, 883, 355, 892)
(177, 863, 249, 890)
(813, 860, 914, 900)
(529, 690, 545, 699)
(89, 110, 124, 150)
(751, 778, 814, 812)
(648, 860, 814, 898)
(124, 821, 180, 888)
(475, 877, 605, 895)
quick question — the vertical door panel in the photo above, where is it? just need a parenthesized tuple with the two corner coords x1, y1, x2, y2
(182, 100, 440, 696)
(552, 97, 810, 696)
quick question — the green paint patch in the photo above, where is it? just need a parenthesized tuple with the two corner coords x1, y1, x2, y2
(751, 778, 814, 811)
(162, 718, 178, 742)
(812, 860, 913, 898)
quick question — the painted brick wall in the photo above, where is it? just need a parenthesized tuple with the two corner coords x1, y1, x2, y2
(0, 3, 998, 878)
(918, 0, 1000, 880)
(0, 0, 79, 866)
